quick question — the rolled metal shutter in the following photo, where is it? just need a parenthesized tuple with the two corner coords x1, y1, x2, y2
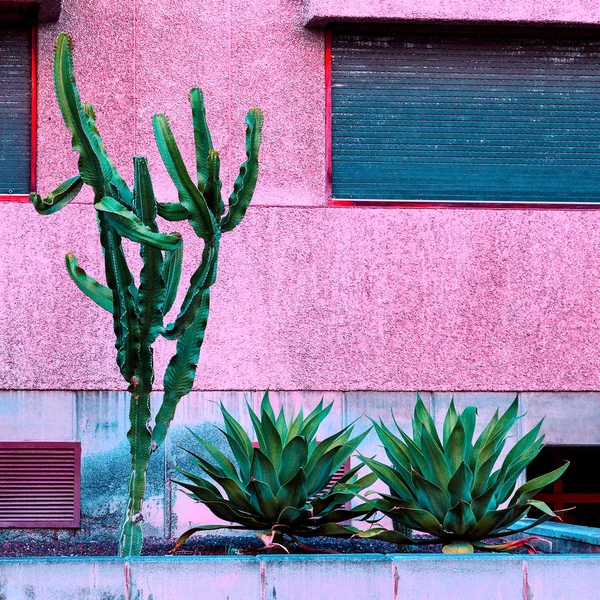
(0, 23, 31, 195)
(0, 442, 81, 528)
(331, 29, 600, 204)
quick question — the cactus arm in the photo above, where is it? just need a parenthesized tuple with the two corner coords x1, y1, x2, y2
(119, 390, 152, 557)
(132, 157, 166, 350)
(30, 176, 83, 215)
(221, 108, 264, 232)
(98, 214, 140, 382)
(157, 201, 190, 222)
(162, 245, 183, 316)
(95, 197, 182, 251)
(152, 113, 217, 240)
(65, 253, 114, 312)
(54, 33, 108, 198)
(204, 150, 224, 220)
(82, 102, 133, 207)
(152, 289, 210, 448)
(190, 88, 213, 188)
(161, 243, 217, 340)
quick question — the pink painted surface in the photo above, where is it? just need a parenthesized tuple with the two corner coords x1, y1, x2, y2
(2, 0, 600, 392)
(304, 0, 600, 27)
(3, 203, 600, 391)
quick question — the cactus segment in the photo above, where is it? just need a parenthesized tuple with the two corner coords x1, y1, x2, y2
(190, 88, 214, 189)
(157, 201, 190, 222)
(162, 245, 183, 316)
(161, 243, 217, 340)
(98, 214, 140, 383)
(53, 33, 109, 198)
(204, 150, 224, 220)
(65, 253, 114, 312)
(95, 197, 182, 251)
(152, 113, 217, 240)
(152, 290, 211, 447)
(30, 176, 84, 215)
(221, 108, 264, 232)
(120, 391, 152, 557)
(81, 102, 133, 207)
(133, 158, 166, 353)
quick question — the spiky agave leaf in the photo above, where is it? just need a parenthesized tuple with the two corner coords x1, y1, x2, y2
(358, 396, 569, 553)
(174, 391, 373, 550)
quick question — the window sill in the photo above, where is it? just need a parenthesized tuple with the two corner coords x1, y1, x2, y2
(304, 0, 600, 28)
(0, 195, 30, 203)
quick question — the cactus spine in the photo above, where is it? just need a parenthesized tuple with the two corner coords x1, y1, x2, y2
(31, 33, 263, 556)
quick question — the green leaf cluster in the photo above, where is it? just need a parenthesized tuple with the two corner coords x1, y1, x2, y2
(174, 391, 376, 549)
(357, 395, 568, 553)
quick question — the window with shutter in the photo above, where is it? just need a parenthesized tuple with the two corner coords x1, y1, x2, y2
(0, 19, 34, 198)
(328, 26, 600, 206)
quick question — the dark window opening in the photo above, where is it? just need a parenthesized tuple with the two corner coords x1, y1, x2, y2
(527, 445, 600, 528)
(0, 20, 33, 196)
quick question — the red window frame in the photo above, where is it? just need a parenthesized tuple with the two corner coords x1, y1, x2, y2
(0, 22, 37, 203)
(324, 27, 600, 211)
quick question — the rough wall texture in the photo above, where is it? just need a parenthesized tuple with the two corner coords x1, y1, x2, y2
(305, 0, 600, 27)
(2, 0, 600, 392)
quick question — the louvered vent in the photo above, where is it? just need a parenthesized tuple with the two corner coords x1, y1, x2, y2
(331, 28, 600, 204)
(0, 442, 81, 528)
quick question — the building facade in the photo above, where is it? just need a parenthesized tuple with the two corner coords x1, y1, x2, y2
(1, 0, 600, 539)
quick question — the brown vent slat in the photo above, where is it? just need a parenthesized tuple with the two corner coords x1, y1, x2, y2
(0, 442, 81, 528)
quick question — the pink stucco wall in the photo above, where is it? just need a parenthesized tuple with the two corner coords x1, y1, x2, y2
(2, 0, 600, 391)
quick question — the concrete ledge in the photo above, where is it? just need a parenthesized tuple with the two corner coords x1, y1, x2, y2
(508, 520, 600, 554)
(1, 555, 600, 600)
(304, 0, 600, 28)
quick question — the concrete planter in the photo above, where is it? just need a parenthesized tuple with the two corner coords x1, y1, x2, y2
(1, 554, 599, 600)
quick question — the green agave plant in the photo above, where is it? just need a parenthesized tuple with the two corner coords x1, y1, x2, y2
(358, 395, 569, 553)
(174, 392, 376, 552)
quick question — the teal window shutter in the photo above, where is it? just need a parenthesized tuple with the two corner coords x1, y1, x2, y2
(331, 29, 600, 204)
(0, 24, 32, 195)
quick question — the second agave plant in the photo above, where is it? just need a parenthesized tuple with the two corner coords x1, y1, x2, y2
(173, 392, 375, 552)
(358, 395, 569, 553)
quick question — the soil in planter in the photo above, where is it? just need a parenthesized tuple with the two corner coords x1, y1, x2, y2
(0, 534, 536, 557)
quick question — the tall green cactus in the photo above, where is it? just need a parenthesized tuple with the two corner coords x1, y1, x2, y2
(31, 33, 263, 556)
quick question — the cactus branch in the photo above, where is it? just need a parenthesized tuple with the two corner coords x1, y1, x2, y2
(65, 254, 114, 312)
(95, 197, 182, 251)
(153, 113, 217, 240)
(221, 108, 264, 232)
(190, 88, 213, 189)
(30, 176, 83, 215)
(152, 290, 211, 448)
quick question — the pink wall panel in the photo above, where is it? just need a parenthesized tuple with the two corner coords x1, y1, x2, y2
(3, 0, 600, 392)
(3, 203, 600, 391)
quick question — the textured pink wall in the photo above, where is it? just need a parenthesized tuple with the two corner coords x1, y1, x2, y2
(305, 0, 600, 27)
(2, 0, 600, 391)
(3, 203, 600, 391)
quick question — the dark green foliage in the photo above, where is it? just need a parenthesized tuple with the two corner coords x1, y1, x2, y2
(174, 391, 376, 551)
(30, 32, 263, 556)
(357, 395, 569, 553)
